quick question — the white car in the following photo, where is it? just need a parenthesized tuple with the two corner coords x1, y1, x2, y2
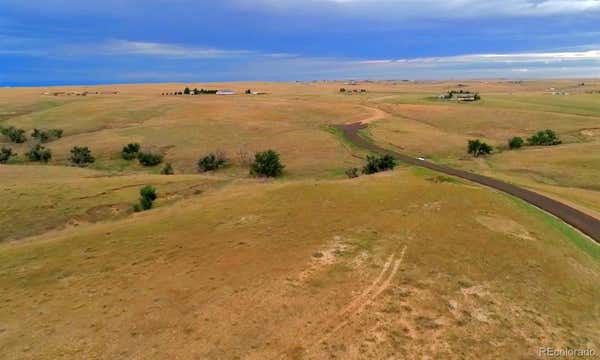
(417, 157, 426, 161)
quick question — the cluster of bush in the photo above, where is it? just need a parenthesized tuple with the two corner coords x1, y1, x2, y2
(339, 88, 367, 94)
(0, 126, 27, 143)
(70, 146, 95, 166)
(26, 144, 53, 162)
(508, 129, 562, 150)
(0, 147, 16, 163)
(0, 125, 70, 165)
(121, 143, 164, 167)
(31, 128, 63, 142)
(162, 88, 220, 95)
(468, 129, 562, 158)
(346, 154, 397, 178)
(1, 126, 64, 144)
(195, 149, 285, 178)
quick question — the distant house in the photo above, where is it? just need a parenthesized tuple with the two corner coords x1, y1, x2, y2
(438, 90, 479, 102)
(454, 94, 477, 101)
(216, 90, 236, 95)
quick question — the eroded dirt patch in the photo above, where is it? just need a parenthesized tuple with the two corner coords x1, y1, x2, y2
(476, 215, 536, 241)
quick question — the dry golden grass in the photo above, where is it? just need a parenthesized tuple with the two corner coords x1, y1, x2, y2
(0, 80, 599, 359)
(1, 170, 598, 359)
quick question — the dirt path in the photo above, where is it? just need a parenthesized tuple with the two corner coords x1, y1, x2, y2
(306, 247, 407, 354)
(347, 105, 388, 125)
(337, 120, 600, 244)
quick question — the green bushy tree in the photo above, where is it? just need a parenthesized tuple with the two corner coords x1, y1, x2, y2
(137, 151, 163, 166)
(1, 126, 26, 143)
(508, 137, 524, 149)
(527, 129, 562, 146)
(134, 185, 158, 212)
(0, 147, 16, 163)
(198, 152, 227, 172)
(362, 154, 397, 175)
(121, 143, 140, 160)
(250, 150, 284, 178)
(70, 146, 95, 166)
(26, 144, 52, 162)
(467, 139, 493, 157)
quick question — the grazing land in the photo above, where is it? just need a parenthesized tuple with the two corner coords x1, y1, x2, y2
(0, 80, 599, 359)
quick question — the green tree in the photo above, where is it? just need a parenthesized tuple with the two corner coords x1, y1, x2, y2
(198, 152, 227, 172)
(527, 129, 562, 146)
(184, 87, 191, 95)
(121, 143, 141, 160)
(26, 144, 52, 162)
(508, 137, 524, 149)
(362, 154, 397, 175)
(250, 150, 284, 177)
(134, 185, 158, 211)
(137, 151, 163, 166)
(468, 139, 493, 157)
(0, 147, 16, 163)
(1, 126, 26, 143)
(70, 146, 95, 166)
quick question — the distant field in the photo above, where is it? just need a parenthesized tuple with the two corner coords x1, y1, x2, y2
(366, 81, 600, 215)
(0, 80, 598, 359)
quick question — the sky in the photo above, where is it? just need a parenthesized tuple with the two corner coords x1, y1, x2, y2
(1, 0, 600, 85)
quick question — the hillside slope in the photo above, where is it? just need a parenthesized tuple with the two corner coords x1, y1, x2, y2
(1, 169, 598, 359)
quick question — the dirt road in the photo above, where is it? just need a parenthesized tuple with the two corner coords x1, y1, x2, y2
(337, 122, 600, 244)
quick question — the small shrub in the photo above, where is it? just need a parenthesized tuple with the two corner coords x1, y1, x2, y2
(121, 143, 140, 160)
(527, 129, 562, 146)
(0, 147, 16, 163)
(339, 88, 346, 93)
(26, 144, 52, 162)
(345, 167, 360, 178)
(138, 151, 163, 166)
(135, 185, 157, 211)
(183, 87, 191, 95)
(198, 151, 227, 172)
(161, 163, 174, 175)
(467, 139, 493, 157)
(245, 89, 252, 94)
(1, 126, 26, 143)
(362, 154, 397, 175)
(70, 146, 95, 166)
(508, 136, 524, 149)
(250, 150, 284, 178)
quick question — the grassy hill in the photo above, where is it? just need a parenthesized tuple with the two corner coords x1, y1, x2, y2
(1, 81, 599, 359)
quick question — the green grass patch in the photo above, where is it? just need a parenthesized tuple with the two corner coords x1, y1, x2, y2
(509, 196, 600, 261)
(323, 124, 362, 151)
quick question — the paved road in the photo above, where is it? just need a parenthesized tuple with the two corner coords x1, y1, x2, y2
(337, 122, 600, 244)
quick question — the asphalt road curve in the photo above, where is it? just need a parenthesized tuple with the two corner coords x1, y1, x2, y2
(337, 122, 600, 244)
